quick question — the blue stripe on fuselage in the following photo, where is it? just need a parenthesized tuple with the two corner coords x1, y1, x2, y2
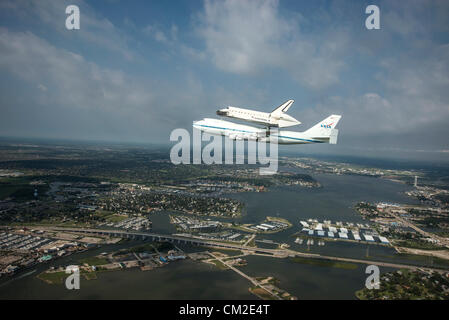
(194, 124, 323, 143)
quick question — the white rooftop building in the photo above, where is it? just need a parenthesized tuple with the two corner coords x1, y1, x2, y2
(300, 221, 310, 228)
(260, 223, 275, 229)
(338, 232, 348, 239)
(378, 236, 389, 244)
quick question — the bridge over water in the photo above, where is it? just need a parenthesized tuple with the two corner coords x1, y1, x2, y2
(46, 227, 292, 257)
(44, 227, 449, 273)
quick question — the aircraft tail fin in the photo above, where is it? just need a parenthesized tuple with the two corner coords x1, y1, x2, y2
(304, 115, 342, 144)
(271, 100, 294, 116)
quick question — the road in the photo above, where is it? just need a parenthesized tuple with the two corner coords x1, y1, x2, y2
(36, 226, 449, 273)
(387, 209, 449, 248)
(207, 251, 281, 300)
(243, 234, 256, 247)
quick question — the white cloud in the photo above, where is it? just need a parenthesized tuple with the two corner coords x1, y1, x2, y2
(0, 0, 136, 60)
(195, 0, 344, 88)
(0, 0, 448, 154)
(37, 84, 48, 92)
(0, 29, 209, 142)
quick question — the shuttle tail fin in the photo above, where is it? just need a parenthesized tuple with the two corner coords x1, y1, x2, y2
(304, 115, 342, 144)
(271, 99, 294, 116)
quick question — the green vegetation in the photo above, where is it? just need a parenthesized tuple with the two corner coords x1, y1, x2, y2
(79, 256, 109, 266)
(419, 216, 449, 228)
(249, 286, 277, 300)
(290, 257, 358, 270)
(395, 239, 447, 250)
(397, 253, 449, 268)
(83, 272, 98, 280)
(355, 269, 449, 300)
(206, 248, 242, 256)
(436, 231, 449, 238)
(266, 216, 291, 225)
(355, 202, 377, 210)
(103, 213, 128, 223)
(0, 178, 49, 202)
(209, 259, 228, 270)
(275, 173, 318, 184)
(255, 276, 278, 285)
(37, 269, 99, 285)
(200, 176, 273, 187)
(114, 242, 174, 255)
(37, 271, 67, 285)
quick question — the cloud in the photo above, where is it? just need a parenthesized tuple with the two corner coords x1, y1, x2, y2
(194, 0, 344, 88)
(37, 84, 48, 92)
(0, 0, 136, 60)
(144, 25, 169, 44)
(0, 0, 448, 158)
(0, 28, 210, 142)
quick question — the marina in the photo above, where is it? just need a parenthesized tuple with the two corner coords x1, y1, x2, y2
(298, 219, 390, 245)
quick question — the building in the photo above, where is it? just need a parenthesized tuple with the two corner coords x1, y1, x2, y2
(338, 232, 348, 239)
(378, 236, 390, 244)
(256, 225, 270, 231)
(260, 223, 276, 229)
(329, 226, 337, 233)
(300, 221, 310, 228)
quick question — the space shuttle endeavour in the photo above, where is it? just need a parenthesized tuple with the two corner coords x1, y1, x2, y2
(216, 100, 301, 128)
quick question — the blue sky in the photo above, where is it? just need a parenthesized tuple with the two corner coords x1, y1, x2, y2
(0, 0, 448, 161)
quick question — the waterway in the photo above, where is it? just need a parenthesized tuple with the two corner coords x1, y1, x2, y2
(0, 170, 446, 299)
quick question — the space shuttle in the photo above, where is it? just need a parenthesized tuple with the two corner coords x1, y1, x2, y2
(194, 99, 342, 145)
(216, 100, 301, 128)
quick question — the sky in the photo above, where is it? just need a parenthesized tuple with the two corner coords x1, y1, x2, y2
(0, 0, 448, 161)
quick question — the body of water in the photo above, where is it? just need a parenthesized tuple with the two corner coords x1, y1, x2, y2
(1, 171, 442, 299)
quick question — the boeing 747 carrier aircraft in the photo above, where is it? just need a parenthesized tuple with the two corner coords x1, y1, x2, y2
(193, 114, 342, 145)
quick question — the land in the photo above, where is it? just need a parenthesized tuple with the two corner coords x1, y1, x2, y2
(290, 256, 358, 270)
(281, 157, 420, 184)
(2, 140, 449, 299)
(354, 201, 449, 255)
(37, 241, 185, 285)
(355, 269, 449, 300)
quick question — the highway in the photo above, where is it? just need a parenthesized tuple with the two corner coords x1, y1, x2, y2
(41, 226, 449, 273)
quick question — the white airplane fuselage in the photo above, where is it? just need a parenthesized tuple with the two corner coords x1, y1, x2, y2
(193, 118, 340, 145)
